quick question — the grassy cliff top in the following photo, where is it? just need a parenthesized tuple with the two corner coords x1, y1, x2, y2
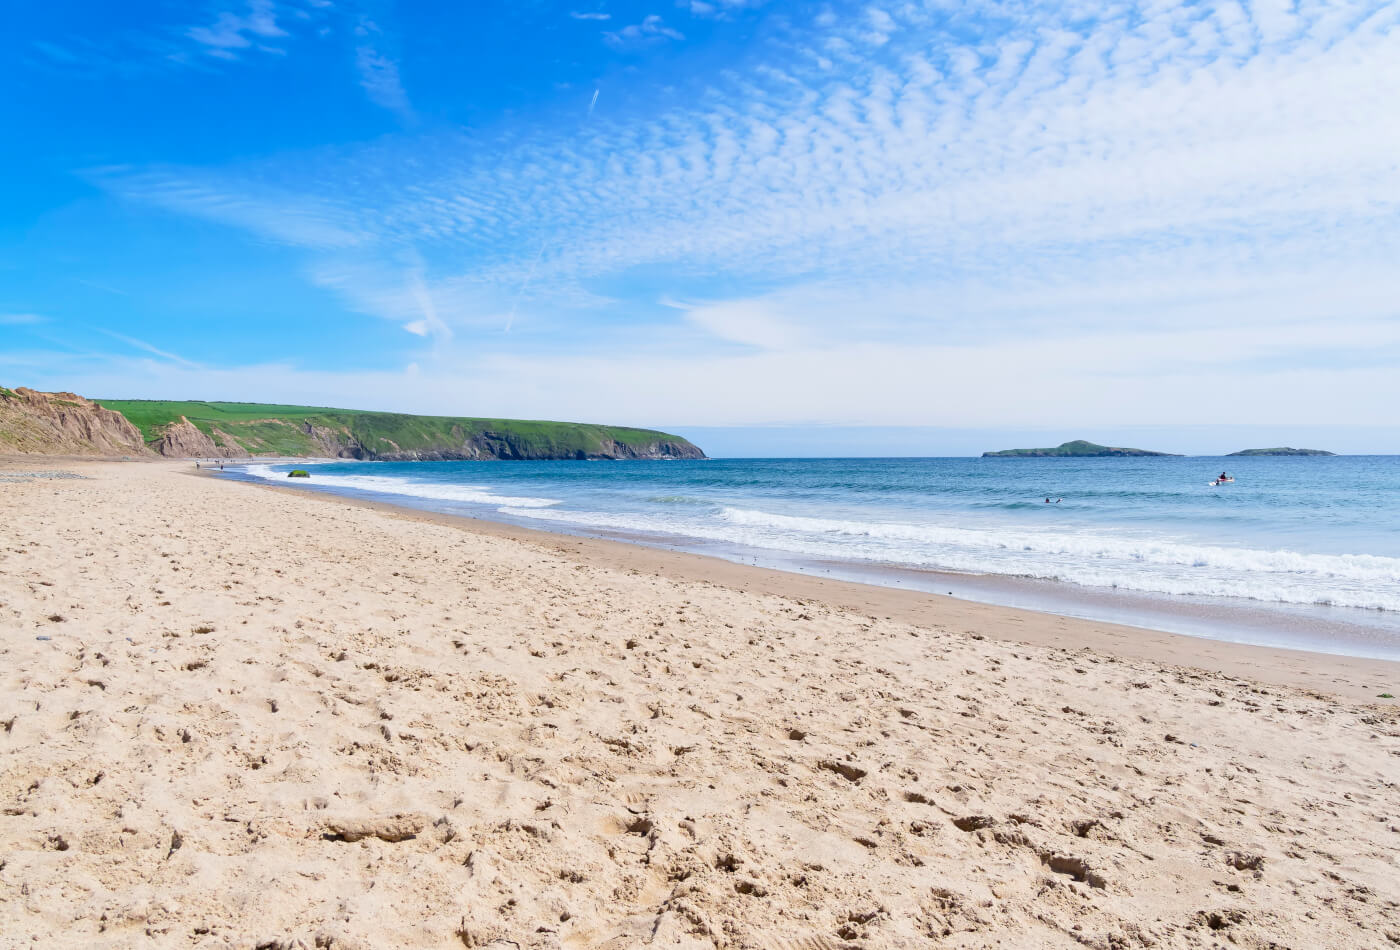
(95, 399, 703, 459)
(98, 401, 346, 438)
(983, 439, 1178, 458)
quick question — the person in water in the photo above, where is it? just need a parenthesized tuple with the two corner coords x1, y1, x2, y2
(1219, 472, 1229, 481)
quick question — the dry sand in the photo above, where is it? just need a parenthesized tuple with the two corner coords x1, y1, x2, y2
(1, 460, 1398, 949)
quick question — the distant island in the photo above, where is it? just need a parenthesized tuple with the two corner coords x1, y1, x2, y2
(982, 439, 1178, 458)
(0, 387, 705, 460)
(1227, 447, 1334, 457)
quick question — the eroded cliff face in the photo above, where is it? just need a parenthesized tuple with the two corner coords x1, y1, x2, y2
(299, 421, 363, 459)
(208, 428, 253, 459)
(276, 421, 705, 461)
(0, 388, 151, 456)
(151, 419, 251, 459)
(345, 432, 705, 461)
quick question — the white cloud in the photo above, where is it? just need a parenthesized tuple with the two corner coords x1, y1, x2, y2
(187, 0, 288, 56)
(31, 41, 82, 65)
(356, 45, 412, 117)
(0, 313, 45, 325)
(25, 0, 336, 79)
(862, 6, 895, 44)
(405, 268, 454, 343)
(98, 330, 202, 369)
(93, 167, 370, 249)
(570, 11, 612, 20)
(684, 0, 769, 15)
(664, 296, 801, 349)
(604, 14, 685, 48)
(353, 18, 413, 119)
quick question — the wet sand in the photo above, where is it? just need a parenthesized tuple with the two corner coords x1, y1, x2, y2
(249, 474, 1400, 703)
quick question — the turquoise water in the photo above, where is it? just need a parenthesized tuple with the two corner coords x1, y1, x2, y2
(230, 456, 1400, 659)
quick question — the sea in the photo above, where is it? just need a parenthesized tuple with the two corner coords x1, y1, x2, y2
(224, 456, 1400, 661)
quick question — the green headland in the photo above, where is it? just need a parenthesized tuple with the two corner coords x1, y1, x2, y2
(94, 399, 704, 460)
(982, 440, 1178, 458)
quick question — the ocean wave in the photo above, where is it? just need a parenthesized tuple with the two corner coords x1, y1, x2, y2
(241, 464, 561, 509)
(716, 507, 1400, 583)
(499, 504, 1400, 611)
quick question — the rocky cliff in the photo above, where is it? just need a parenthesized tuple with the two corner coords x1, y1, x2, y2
(0, 387, 150, 456)
(244, 420, 704, 461)
(151, 419, 253, 459)
(351, 429, 705, 462)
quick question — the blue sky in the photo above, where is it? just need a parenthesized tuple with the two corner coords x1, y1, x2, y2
(3, 0, 1400, 452)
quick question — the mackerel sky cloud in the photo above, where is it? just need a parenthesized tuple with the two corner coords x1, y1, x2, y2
(3, 0, 1399, 444)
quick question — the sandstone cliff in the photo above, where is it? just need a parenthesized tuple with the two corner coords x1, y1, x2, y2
(0, 387, 151, 457)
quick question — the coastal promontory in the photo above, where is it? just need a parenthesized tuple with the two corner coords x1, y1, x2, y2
(0, 388, 704, 460)
(982, 439, 1178, 458)
(1227, 447, 1334, 456)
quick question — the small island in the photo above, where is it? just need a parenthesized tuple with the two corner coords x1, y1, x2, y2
(1227, 447, 1334, 456)
(982, 440, 1178, 458)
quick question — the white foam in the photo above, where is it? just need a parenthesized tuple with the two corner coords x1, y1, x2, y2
(716, 507, 1400, 583)
(240, 464, 561, 509)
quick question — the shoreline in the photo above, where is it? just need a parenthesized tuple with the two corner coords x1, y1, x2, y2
(213, 457, 1400, 665)
(227, 466, 1400, 702)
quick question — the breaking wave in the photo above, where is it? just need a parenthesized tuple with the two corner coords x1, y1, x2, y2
(241, 464, 561, 509)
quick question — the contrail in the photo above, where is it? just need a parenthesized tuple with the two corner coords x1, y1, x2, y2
(504, 89, 599, 333)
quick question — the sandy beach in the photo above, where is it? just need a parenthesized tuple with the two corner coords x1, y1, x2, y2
(2, 460, 1398, 948)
